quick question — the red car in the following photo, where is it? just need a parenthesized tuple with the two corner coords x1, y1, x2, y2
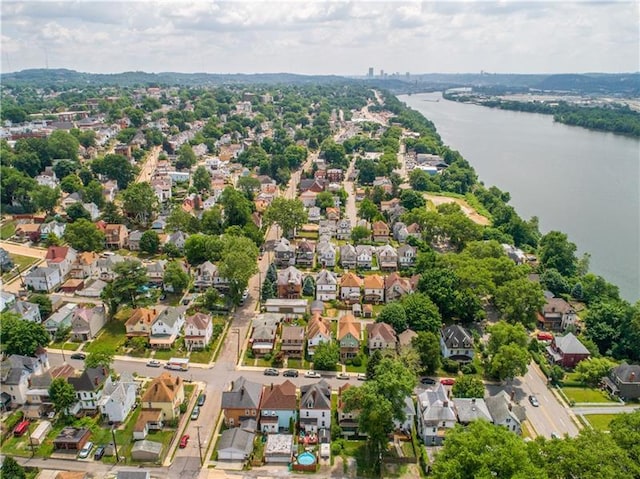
(179, 434, 189, 448)
(440, 378, 456, 386)
(537, 332, 554, 341)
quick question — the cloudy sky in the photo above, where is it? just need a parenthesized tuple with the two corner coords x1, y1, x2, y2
(1, 1, 638, 75)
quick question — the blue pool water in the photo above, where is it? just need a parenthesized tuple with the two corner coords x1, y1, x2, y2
(297, 452, 316, 466)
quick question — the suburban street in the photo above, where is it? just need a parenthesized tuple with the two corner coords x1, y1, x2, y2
(136, 145, 162, 184)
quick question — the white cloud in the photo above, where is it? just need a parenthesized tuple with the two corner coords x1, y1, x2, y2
(1, 0, 638, 74)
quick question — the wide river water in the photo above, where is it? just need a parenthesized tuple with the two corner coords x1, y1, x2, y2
(399, 92, 640, 302)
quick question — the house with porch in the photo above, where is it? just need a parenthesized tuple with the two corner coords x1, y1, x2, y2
(316, 239, 336, 268)
(337, 383, 359, 438)
(340, 272, 362, 303)
(299, 380, 332, 435)
(70, 252, 100, 279)
(485, 391, 525, 435)
(338, 314, 361, 361)
(259, 380, 298, 434)
(316, 269, 338, 301)
(280, 326, 305, 359)
(306, 314, 332, 356)
(150, 307, 185, 349)
(222, 377, 263, 427)
(339, 244, 357, 269)
(397, 244, 417, 268)
(538, 297, 578, 332)
(140, 373, 185, 420)
(546, 332, 590, 369)
(355, 245, 374, 269)
(440, 325, 474, 362)
(98, 373, 138, 423)
(251, 320, 278, 357)
(68, 367, 109, 413)
(363, 274, 384, 303)
(602, 363, 640, 400)
(366, 322, 397, 352)
(45, 246, 77, 279)
(336, 218, 352, 240)
(385, 273, 414, 302)
(0, 351, 49, 407)
(417, 384, 457, 446)
(377, 244, 398, 271)
(274, 237, 295, 267)
(70, 305, 106, 341)
(104, 224, 129, 249)
(372, 221, 390, 242)
(24, 267, 62, 292)
(277, 266, 303, 299)
(295, 239, 315, 268)
(184, 312, 213, 350)
(125, 307, 160, 339)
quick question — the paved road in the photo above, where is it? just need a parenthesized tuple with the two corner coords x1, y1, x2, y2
(343, 157, 358, 228)
(573, 405, 638, 415)
(137, 145, 162, 184)
(0, 241, 47, 259)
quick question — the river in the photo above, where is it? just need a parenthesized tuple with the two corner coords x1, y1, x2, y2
(399, 92, 640, 303)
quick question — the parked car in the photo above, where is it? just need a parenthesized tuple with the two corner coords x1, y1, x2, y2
(94, 445, 105, 460)
(356, 373, 366, 381)
(283, 369, 299, 377)
(70, 353, 86, 360)
(420, 377, 436, 385)
(191, 406, 200, 420)
(78, 441, 94, 459)
(264, 368, 279, 376)
(146, 360, 162, 368)
(537, 332, 554, 341)
(528, 395, 540, 407)
(304, 370, 321, 378)
(336, 373, 350, 380)
(241, 289, 249, 303)
(197, 393, 206, 406)
(179, 434, 190, 448)
(440, 378, 456, 386)
(551, 432, 560, 439)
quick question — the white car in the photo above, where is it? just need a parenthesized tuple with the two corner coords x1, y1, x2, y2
(78, 441, 94, 459)
(304, 370, 322, 378)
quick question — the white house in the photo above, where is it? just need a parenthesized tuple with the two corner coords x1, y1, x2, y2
(417, 384, 457, 446)
(184, 312, 213, 350)
(150, 307, 185, 349)
(306, 315, 331, 356)
(44, 246, 77, 279)
(68, 367, 109, 412)
(24, 267, 61, 292)
(440, 325, 475, 362)
(299, 380, 332, 434)
(98, 374, 138, 423)
(316, 269, 338, 301)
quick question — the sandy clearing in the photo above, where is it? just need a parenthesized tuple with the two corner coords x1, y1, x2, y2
(424, 194, 491, 226)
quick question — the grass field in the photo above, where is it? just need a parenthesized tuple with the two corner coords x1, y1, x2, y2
(84, 319, 127, 353)
(0, 221, 16, 240)
(562, 387, 615, 403)
(2, 253, 39, 280)
(48, 341, 80, 351)
(584, 414, 617, 431)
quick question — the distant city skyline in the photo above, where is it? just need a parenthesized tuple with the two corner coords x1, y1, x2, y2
(1, 1, 638, 75)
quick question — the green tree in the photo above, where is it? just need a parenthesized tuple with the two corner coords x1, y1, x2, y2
(610, 411, 640, 463)
(85, 346, 115, 370)
(261, 279, 276, 302)
(100, 259, 149, 316)
(489, 343, 530, 381)
(218, 236, 258, 305)
(64, 219, 105, 252)
(302, 275, 315, 296)
(192, 165, 211, 193)
(53, 159, 79, 180)
(139, 230, 160, 254)
(315, 191, 335, 210)
(1, 312, 50, 356)
(47, 130, 79, 160)
(539, 231, 577, 277)
(401, 293, 442, 333)
(163, 261, 190, 294)
(400, 189, 426, 211)
(200, 206, 225, 235)
(30, 185, 60, 214)
(320, 139, 347, 168)
(488, 321, 530, 355)
(166, 206, 200, 233)
(49, 378, 77, 416)
(65, 202, 92, 222)
(60, 174, 84, 194)
(236, 176, 261, 200)
(312, 341, 339, 370)
(1, 456, 26, 478)
(100, 201, 125, 224)
(263, 197, 307, 238)
(82, 179, 105, 208)
(494, 277, 545, 326)
(451, 374, 485, 398)
(350, 225, 371, 243)
(176, 144, 197, 170)
(540, 268, 571, 296)
(121, 182, 159, 227)
(377, 302, 408, 333)
(358, 198, 379, 222)
(28, 294, 53, 319)
(220, 187, 252, 227)
(574, 357, 617, 386)
(412, 331, 442, 374)
(92, 153, 136, 189)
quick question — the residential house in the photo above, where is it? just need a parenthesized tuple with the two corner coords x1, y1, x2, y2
(277, 266, 303, 299)
(316, 269, 338, 301)
(96, 254, 125, 281)
(417, 384, 457, 446)
(0, 290, 15, 313)
(381, 198, 401, 213)
(10, 300, 41, 323)
(336, 218, 352, 240)
(24, 363, 75, 419)
(259, 380, 298, 433)
(251, 319, 278, 357)
(274, 237, 295, 267)
(70, 305, 106, 341)
(377, 244, 398, 271)
(406, 223, 421, 241)
(546, 332, 590, 368)
(485, 391, 525, 435)
(222, 377, 263, 427)
(40, 221, 66, 241)
(306, 314, 332, 356)
(68, 367, 109, 412)
(339, 244, 357, 269)
(440, 325, 474, 362)
(385, 273, 414, 302)
(61, 192, 82, 209)
(538, 297, 578, 332)
(299, 380, 332, 435)
(340, 272, 363, 303)
(133, 409, 164, 440)
(363, 274, 385, 304)
(338, 314, 361, 361)
(316, 238, 336, 268)
(53, 427, 91, 451)
(217, 427, 255, 462)
(295, 239, 315, 268)
(103, 224, 129, 249)
(299, 190, 318, 208)
(326, 168, 343, 182)
(140, 373, 185, 420)
(394, 396, 417, 434)
(455, 397, 492, 425)
(166, 231, 188, 251)
(45, 246, 77, 278)
(398, 244, 417, 268)
(102, 180, 119, 203)
(194, 261, 217, 290)
(146, 260, 167, 285)
(366, 322, 398, 351)
(70, 252, 100, 279)
(82, 203, 100, 221)
(151, 178, 172, 203)
(355, 245, 374, 269)
(125, 307, 160, 339)
(98, 373, 138, 423)
(150, 307, 185, 349)
(184, 312, 213, 350)
(326, 207, 340, 221)
(14, 223, 42, 242)
(373, 177, 393, 195)
(318, 219, 336, 238)
(393, 222, 409, 243)
(0, 352, 48, 406)
(337, 383, 359, 438)
(603, 363, 640, 400)
(299, 179, 325, 194)
(280, 326, 305, 358)
(44, 303, 76, 337)
(372, 221, 390, 242)
(398, 329, 418, 352)
(307, 206, 321, 223)
(128, 230, 144, 251)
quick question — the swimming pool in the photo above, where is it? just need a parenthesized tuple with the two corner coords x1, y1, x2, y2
(297, 451, 316, 466)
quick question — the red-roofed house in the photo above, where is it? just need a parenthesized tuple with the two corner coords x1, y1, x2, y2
(45, 246, 77, 278)
(259, 380, 297, 433)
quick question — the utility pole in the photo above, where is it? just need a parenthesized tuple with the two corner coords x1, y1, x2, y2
(27, 422, 35, 457)
(111, 427, 120, 462)
(195, 425, 203, 466)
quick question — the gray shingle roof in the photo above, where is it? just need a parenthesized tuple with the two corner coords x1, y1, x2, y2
(554, 332, 590, 355)
(217, 427, 255, 455)
(441, 325, 474, 349)
(221, 377, 263, 409)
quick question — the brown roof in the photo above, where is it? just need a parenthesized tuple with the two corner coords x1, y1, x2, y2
(186, 312, 211, 330)
(45, 246, 69, 263)
(338, 314, 361, 340)
(76, 251, 100, 265)
(55, 472, 88, 479)
(16, 223, 41, 233)
(125, 308, 159, 328)
(307, 316, 330, 339)
(543, 298, 574, 315)
(281, 325, 305, 342)
(134, 408, 164, 432)
(372, 221, 389, 232)
(363, 274, 384, 289)
(340, 272, 363, 288)
(260, 380, 297, 410)
(366, 322, 397, 343)
(141, 373, 183, 403)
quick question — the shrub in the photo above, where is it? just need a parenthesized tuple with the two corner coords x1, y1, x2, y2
(331, 439, 344, 456)
(352, 355, 362, 367)
(461, 363, 477, 375)
(442, 358, 460, 374)
(179, 402, 188, 414)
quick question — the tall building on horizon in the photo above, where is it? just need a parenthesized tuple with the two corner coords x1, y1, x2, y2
(368, 67, 374, 77)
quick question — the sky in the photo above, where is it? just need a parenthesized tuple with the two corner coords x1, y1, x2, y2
(1, 1, 638, 75)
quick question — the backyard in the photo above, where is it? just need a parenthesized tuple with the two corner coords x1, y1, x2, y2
(84, 318, 127, 354)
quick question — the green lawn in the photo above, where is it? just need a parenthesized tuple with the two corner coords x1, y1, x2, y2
(48, 341, 80, 351)
(84, 319, 127, 353)
(562, 387, 616, 403)
(286, 358, 310, 369)
(153, 338, 187, 360)
(0, 221, 16, 240)
(584, 414, 617, 431)
(2, 253, 39, 280)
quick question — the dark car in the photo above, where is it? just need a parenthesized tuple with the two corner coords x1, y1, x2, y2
(70, 353, 86, 360)
(197, 393, 206, 406)
(94, 446, 105, 460)
(264, 368, 279, 376)
(283, 369, 299, 377)
(420, 377, 436, 385)
(528, 395, 540, 407)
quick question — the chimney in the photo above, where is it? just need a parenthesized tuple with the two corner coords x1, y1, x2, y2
(443, 400, 449, 408)
(630, 372, 636, 382)
(471, 398, 476, 404)
(240, 387, 244, 398)
(94, 377, 99, 386)
(103, 367, 107, 376)
(508, 402, 513, 411)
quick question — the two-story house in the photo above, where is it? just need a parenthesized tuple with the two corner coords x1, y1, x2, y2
(338, 314, 361, 361)
(485, 391, 525, 435)
(318, 219, 337, 238)
(280, 325, 305, 359)
(384, 273, 414, 302)
(68, 367, 109, 413)
(366, 322, 397, 352)
(70, 305, 107, 341)
(98, 373, 138, 423)
(277, 266, 303, 299)
(222, 377, 263, 427)
(251, 320, 278, 357)
(603, 363, 640, 400)
(336, 218, 352, 240)
(24, 267, 62, 292)
(340, 272, 362, 303)
(337, 383, 359, 438)
(306, 314, 332, 356)
(316, 269, 338, 301)
(546, 332, 590, 369)
(274, 237, 295, 267)
(184, 312, 213, 350)
(397, 244, 417, 268)
(194, 261, 217, 290)
(44, 303, 76, 337)
(295, 239, 315, 268)
(355, 245, 374, 269)
(259, 380, 298, 434)
(440, 325, 474, 362)
(299, 380, 332, 436)
(417, 384, 457, 446)
(377, 245, 398, 271)
(150, 307, 185, 349)
(127, 230, 144, 251)
(10, 300, 41, 323)
(125, 307, 161, 339)
(339, 244, 357, 269)
(538, 297, 578, 332)
(363, 274, 385, 304)
(146, 260, 167, 286)
(0, 352, 48, 407)
(140, 373, 185, 420)
(316, 238, 336, 268)
(70, 252, 100, 279)
(96, 254, 125, 281)
(372, 221, 390, 242)
(103, 224, 129, 249)
(45, 246, 77, 279)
